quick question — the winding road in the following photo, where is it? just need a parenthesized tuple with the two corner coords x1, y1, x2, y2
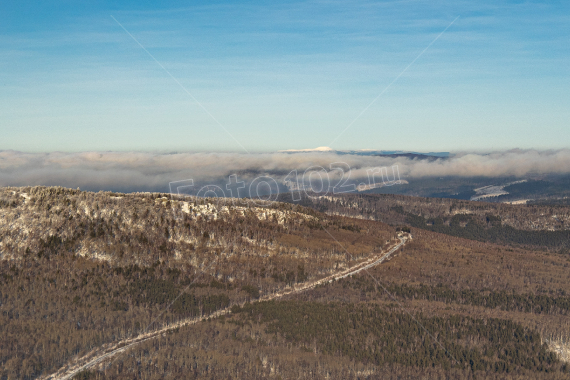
(43, 234, 410, 380)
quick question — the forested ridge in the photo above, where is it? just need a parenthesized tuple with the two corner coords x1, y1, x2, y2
(2, 186, 570, 379)
(0, 186, 393, 379)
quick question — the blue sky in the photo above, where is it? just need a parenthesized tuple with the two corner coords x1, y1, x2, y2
(1, 1, 568, 153)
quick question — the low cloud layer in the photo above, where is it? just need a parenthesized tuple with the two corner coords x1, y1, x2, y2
(1, 149, 569, 193)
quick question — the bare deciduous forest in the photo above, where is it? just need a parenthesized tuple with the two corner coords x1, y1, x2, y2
(2, 187, 570, 379)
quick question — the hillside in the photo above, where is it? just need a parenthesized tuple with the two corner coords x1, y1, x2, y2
(2, 187, 570, 379)
(0, 186, 395, 379)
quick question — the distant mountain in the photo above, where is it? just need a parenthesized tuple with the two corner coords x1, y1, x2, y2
(279, 146, 335, 152)
(278, 147, 450, 158)
(373, 152, 449, 161)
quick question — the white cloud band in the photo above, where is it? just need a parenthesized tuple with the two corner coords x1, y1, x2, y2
(1, 149, 569, 193)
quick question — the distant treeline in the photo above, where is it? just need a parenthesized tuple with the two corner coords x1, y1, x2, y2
(401, 211, 570, 249)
